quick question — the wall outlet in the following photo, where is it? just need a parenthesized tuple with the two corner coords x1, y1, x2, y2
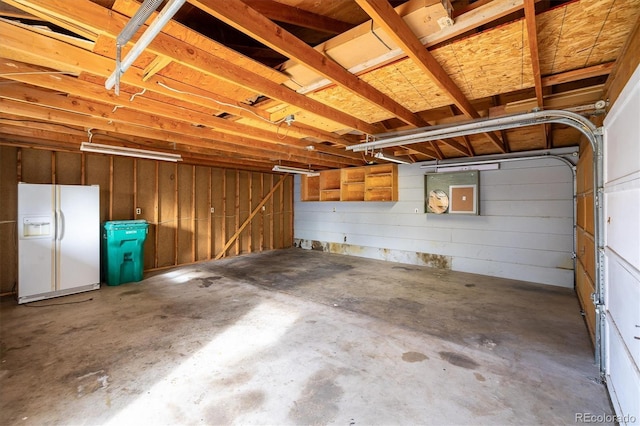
(210, 207, 215, 213)
(136, 207, 141, 215)
(414, 208, 419, 213)
(332, 207, 336, 212)
(262, 205, 266, 211)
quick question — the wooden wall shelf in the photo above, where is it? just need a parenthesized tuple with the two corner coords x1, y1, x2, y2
(301, 164, 397, 202)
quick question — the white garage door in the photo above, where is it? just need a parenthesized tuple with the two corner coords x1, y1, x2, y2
(603, 63, 640, 425)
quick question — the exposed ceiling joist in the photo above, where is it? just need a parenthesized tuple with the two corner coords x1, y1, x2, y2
(355, 0, 506, 153)
(542, 62, 614, 87)
(242, 0, 354, 35)
(523, 0, 547, 147)
(0, 95, 358, 168)
(523, 0, 543, 107)
(5, 0, 382, 136)
(188, 0, 429, 129)
(0, 0, 636, 171)
(0, 61, 360, 161)
(356, 0, 476, 118)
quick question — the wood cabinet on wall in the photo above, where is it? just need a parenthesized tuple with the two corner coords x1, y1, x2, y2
(302, 164, 398, 202)
(0, 145, 293, 294)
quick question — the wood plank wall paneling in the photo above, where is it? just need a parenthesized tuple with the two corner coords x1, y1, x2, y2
(177, 164, 194, 266)
(22, 149, 51, 183)
(55, 151, 82, 185)
(575, 125, 599, 344)
(195, 166, 210, 262)
(112, 157, 134, 220)
(0, 147, 293, 294)
(85, 155, 111, 223)
(136, 159, 157, 270)
(239, 171, 250, 254)
(251, 172, 262, 251)
(0, 146, 18, 295)
(211, 168, 225, 258)
(157, 162, 177, 268)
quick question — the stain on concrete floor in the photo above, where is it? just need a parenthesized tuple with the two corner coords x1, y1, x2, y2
(402, 351, 428, 362)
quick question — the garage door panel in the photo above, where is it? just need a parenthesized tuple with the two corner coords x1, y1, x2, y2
(606, 317, 640, 425)
(606, 253, 640, 367)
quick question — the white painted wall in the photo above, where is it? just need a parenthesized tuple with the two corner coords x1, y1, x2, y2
(294, 157, 575, 287)
(603, 63, 640, 425)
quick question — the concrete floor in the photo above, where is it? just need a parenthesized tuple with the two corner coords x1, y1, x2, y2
(0, 248, 612, 425)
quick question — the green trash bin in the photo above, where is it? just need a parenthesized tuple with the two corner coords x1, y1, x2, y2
(102, 220, 149, 286)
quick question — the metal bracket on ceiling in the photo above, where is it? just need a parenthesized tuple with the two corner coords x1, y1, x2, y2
(105, 0, 185, 95)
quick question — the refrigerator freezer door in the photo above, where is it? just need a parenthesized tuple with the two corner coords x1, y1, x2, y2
(57, 185, 100, 290)
(18, 184, 56, 299)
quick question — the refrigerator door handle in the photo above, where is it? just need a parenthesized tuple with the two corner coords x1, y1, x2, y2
(53, 210, 59, 240)
(58, 210, 65, 240)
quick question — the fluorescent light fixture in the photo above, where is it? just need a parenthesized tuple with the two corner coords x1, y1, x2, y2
(272, 165, 319, 176)
(421, 163, 500, 173)
(105, 0, 186, 94)
(373, 152, 410, 164)
(80, 142, 182, 162)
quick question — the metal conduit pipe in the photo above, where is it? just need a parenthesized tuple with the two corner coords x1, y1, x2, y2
(349, 110, 605, 376)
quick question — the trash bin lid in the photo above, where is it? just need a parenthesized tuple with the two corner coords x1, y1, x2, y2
(103, 220, 148, 230)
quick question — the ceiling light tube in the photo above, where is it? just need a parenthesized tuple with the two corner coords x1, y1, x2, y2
(272, 165, 319, 176)
(81, 142, 182, 162)
(422, 163, 500, 173)
(373, 152, 410, 164)
(105, 0, 186, 94)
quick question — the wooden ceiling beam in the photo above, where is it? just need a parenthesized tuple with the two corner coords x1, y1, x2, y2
(542, 62, 614, 87)
(0, 18, 270, 121)
(288, 0, 527, 96)
(242, 0, 353, 35)
(0, 132, 278, 171)
(356, 0, 505, 154)
(6, 0, 382, 135)
(0, 23, 366, 155)
(0, 60, 360, 161)
(523, 0, 543, 108)
(0, 2, 37, 19)
(461, 135, 476, 156)
(402, 144, 439, 159)
(108, 0, 380, 135)
(188, 0, 429, 129)
(356, 0, 477, 118)
(0, 97, 356, 168)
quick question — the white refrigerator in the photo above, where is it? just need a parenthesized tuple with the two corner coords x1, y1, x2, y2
(18, 183, 101, 304)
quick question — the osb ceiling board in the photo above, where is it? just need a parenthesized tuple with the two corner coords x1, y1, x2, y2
(252, 100, 356, 135)
(504, 126, 547, 151)
(359, 59, 445, 112)
(280, 0, 451, 90)
(434, 20, 533, 101)
(537, 0, 640, 75)
(305, 17, 535, 117)
(305, 0, 635, 120)
(307, 84, 395, 124)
